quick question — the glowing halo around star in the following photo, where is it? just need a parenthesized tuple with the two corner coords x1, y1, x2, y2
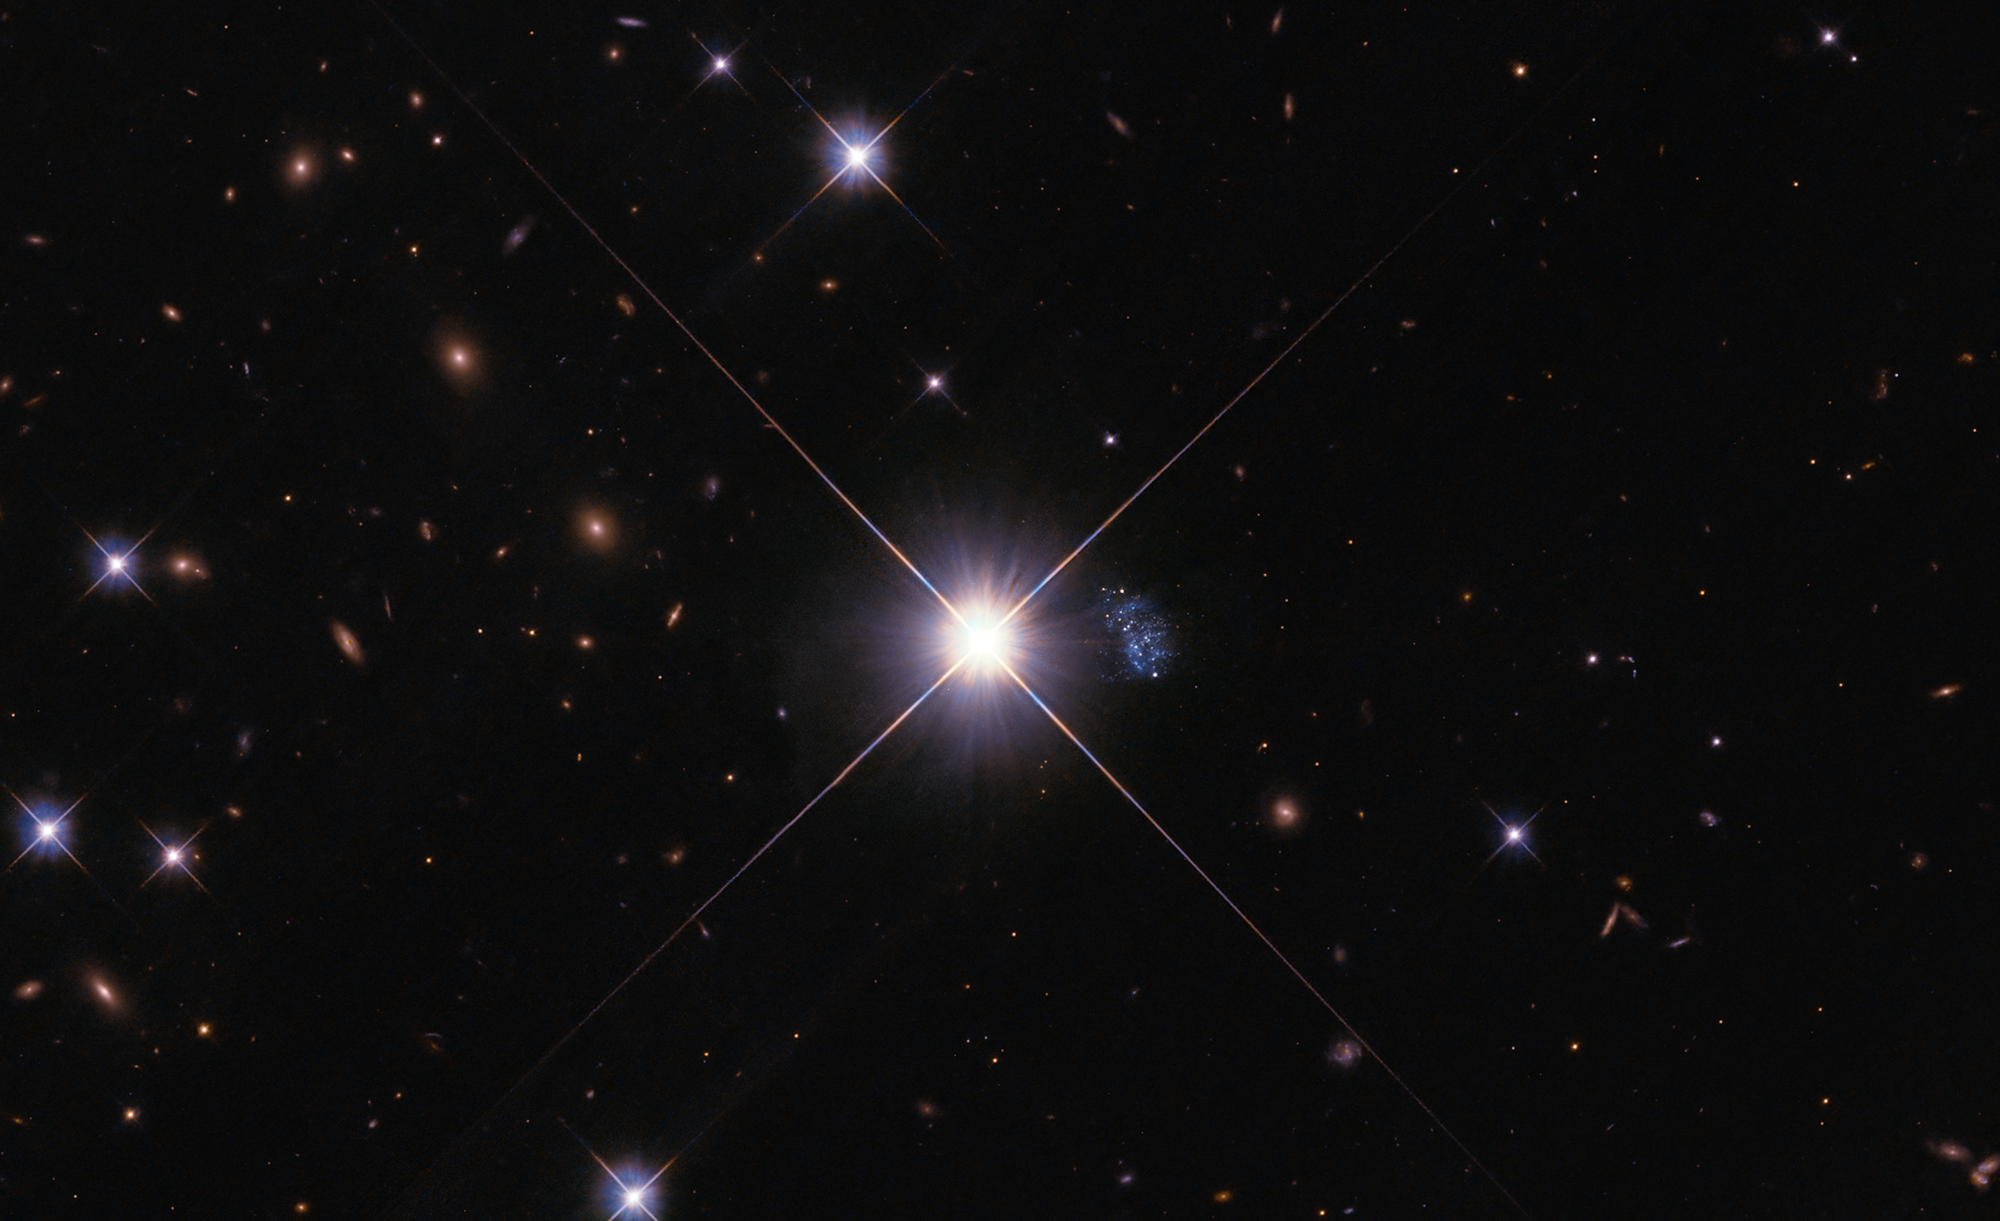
(950, 604, 1015, 678)
(609, 1173, 658, 1221)
(80, 528, 153, 600)
(826, 122, 887, 187)
(778, 511, 1098, 782)
(861, 525, 1103, 772)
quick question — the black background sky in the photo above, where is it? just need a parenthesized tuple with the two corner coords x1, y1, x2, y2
(4, 1, 1998, 1218)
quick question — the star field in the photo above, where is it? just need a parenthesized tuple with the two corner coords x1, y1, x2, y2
(4, 3, 1998, 1218)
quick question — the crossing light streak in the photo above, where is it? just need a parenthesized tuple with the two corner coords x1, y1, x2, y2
(362, 12, 1635, 1217)
(955, 607, 1014, 677)
(1482, 801, 1544, 867)
(80, 526, 155, 601)
(997, 11, 1633, 631)
(432, 655, 969, 1154)
(757, 59, 962, 264)
(371, 2, 959, 623)
(995, 658, 1532, 1220)
(570, 1125, 668, 1220)
(911, 363, 968, 417)
(9, 789, 89, 872)
(561, 1111, 726, 1221)
(139, 820, 210, 893)
(693, 32, 749, 85)
(6, 787, 123, 909)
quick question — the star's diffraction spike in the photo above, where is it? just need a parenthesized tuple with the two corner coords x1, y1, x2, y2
(138, 820, 211, 893)
(6, 788, 124, 910)
(79, 525, 154, 601)
(692, 32, 750, 89)
(18, 0, 1985, 1214)
(1482, 801, 1544, 867)
(758, 58, 963, 264)
(858, 161, 958, 265)
(411, 654, 971, 1191)
(561, 1111, 724, 1221)
(912, 368, 967, 415)
(367, 12, 1611, 1218)
(369, 8, 1671, 1219)
(1001, 14, 1649, 630)
(8, 789, 88, 872)
(564, 1119, 669, 1221)
(992, 659, 1534, 1219)
(369, 2, 961, 622)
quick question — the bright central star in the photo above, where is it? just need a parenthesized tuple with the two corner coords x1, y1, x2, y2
(845, 142, 870, 170)
(958, 614, 1013, 674)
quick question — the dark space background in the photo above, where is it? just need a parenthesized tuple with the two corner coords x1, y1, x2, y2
(4, 1, 1997, 1217)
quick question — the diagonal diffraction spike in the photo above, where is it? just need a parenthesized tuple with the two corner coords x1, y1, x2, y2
(389, 654, 970, 1216)
(1000, 13, 1634, 633)
(995, 658, 1532, 1218)
(758, 57, 963, 265)
(370, 2, 959, 622)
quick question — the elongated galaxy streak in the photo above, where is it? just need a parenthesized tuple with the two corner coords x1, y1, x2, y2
(996, 660, 1531, 1219)
(370, 3, 959, 622)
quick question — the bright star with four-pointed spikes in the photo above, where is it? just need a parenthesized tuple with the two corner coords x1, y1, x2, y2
(140, 820, 210, 894)
(8, 789, 91, 873)
(1481, 800, 1544, 866)
(961, 617, 1012, 671)
(563, 1117, 671, 1221)
(81, 527, 154, 600)
(944, 598, 1019, 681)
